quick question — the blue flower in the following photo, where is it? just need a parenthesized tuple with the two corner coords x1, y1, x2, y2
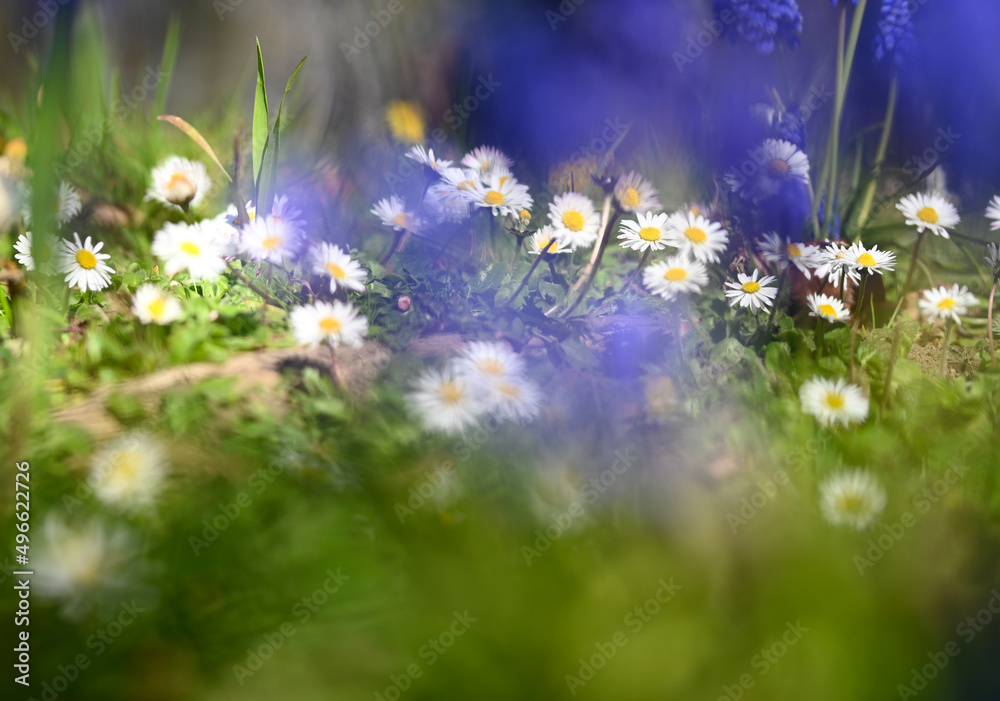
(714, 0, 804, 54)
(874, 0, 916, 67)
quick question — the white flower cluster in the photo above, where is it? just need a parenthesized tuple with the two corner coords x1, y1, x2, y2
(407, 341, 542, 435)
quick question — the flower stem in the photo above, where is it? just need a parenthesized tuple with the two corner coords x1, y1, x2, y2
(856, 75, 898, 229)
(500, 241, 553, 309)
(849, 272, 869, 381)
(879, 321, 903, 417)
(988, 281, 997, 367)
(616, 249, 651, 295)
(900, 230, 926, 297)
(939, 319, 953, 377)
(815, 317, 827, 358)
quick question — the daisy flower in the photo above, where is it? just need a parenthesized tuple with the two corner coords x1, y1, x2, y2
(58, 233, 115, 292)
(799, 376, 869, 428)
(757, 231, 820, 278)
(269, 195, 307, 238)
(548, 192, 602, 250)
(455, 341, 526, 382)
(918, 284, 978, 325)
(33, 516, 137, 614)
(727, 138, 810, 203)
(461, 145, 513, 175)
(842, 242, 896, 277)
(90, 431, 170, 511)
(406, 145, 453, 174)
(665, 211, 730, 263)
(145, 156, 212, 210)
(151, 221, 228, 280)
(372, 195, 420, 232)
(13, 231, 60, 273)
(985, 195, 1000, 231)
(896, 192, 960, 238)
(819, 470, 887, 530)
(423, 182, 472, 224)
(131, 284, 182, 325)
(614, 171, 660, 214)
(724, 269, 778, 312)
(486, 375, 543, 423)
(814, 241, 857, 286)
(407, 366, 486, 435)
(528, 226, 572, 256)
(440, 167, 484, 195)
(643, 254, 710, 301)
(617, 211, 671, 252)
(806, 293, 850, 324)
(290, 300, 368, 349)
(241, 214, 300, 265)
(466, 172, 534, 218)
(312, 243, 366, 294)
(21, 181, 82, 227)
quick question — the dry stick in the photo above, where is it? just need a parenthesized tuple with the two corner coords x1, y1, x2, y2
(560, 208, 621, 319)
(499, 240, 555, 309)
(939, 319, 953, 377)
(569, 194, 614, 297)
(988, 281, 997, 366)
(328, 343, 345, 388)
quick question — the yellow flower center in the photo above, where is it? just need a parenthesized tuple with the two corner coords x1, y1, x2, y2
(480, 161, 490, 172)
(478, 358, 505, 374)
(836, 494, 865, 514)
(519, 209, 531, 221)
(917, 206, 939, 224)
(167, 172, 193, 191)
(664, 267, 687, 282)
(484, 190, 505, 206)
(787, 243, 802, 257)
(741, 281, 761, 294)
(537, 237, 554, 252)
(391, 213, 408, 228)
(326, 263, 346, 279)
(105, 450, 142, 489)
(147, 298, 167, 319)
(319, 317, 342, 334)
(638, 226, 661, 242)
(181, 241, 200, 255)
(262, 236, 283, 251)
(936, 297, 955, 310)
(690, 206, 702, 217)
(819, 304, 836, 317)
(622, 187, 640, 209)
(498, 383, 521, 399)
(857, 253, 876, 267)
(562, 210, 585, 232)
(499, 176, 509, 187)
(684, 227, 707, 244)
(824, 392, 845, 409)
(458, 180, 476, 191)
(768, 159, 790, 178)
(438, 381, 464, 405)
(75, 249, 97, 270)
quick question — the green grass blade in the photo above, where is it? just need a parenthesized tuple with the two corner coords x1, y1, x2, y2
(152, 17, 181, 121)
(257, 55, 307, 216)
(252, 37, 270, 199)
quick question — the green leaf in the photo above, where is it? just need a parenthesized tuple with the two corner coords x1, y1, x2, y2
(252, 38, 270, 197)
(152, 17, 181, 122)
(156, 115, 232, 182)
(258, 55, 307, 216)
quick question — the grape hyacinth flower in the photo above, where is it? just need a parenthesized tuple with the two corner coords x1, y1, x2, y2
(714, 0, 803, 54)
(874, 0, 916, 67)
